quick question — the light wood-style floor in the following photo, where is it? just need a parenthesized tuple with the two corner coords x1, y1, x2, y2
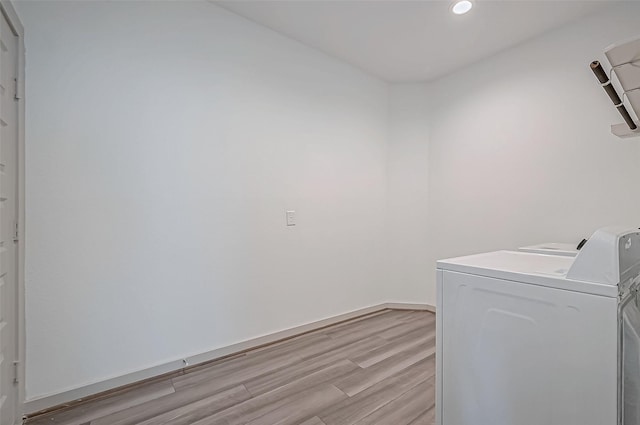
(27, 309, 436, 425)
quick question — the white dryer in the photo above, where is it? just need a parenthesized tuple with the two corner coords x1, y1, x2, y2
(436, 226, 640, 425)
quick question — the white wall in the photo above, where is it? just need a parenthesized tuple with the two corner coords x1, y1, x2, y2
(386, 85, 430, 302)
(16, 1, 390, 401)
(414, 2, 640, 303)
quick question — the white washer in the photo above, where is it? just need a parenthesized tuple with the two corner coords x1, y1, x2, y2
(436, 226, 640, 425)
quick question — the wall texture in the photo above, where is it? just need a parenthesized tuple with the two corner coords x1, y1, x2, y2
(16, 1, 390, 401)
(421, 2, 640, 302)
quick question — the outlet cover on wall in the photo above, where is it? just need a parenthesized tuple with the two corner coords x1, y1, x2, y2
(286, 210, 296, 226)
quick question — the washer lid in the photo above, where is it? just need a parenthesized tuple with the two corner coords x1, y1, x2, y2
(518, 242, 578, 257)
(437, 250, 617, 297)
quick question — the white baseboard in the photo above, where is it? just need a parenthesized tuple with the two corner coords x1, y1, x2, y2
(384, 302, 435, 313)
(25, 302, 434, 415)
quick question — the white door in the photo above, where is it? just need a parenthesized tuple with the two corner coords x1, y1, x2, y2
(0, 9, 18, 425)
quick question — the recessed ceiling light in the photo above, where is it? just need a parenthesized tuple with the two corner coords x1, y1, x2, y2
(451, 0, 473, 15)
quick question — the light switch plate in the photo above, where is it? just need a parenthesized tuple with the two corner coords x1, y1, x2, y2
(286, 210, 296, 226)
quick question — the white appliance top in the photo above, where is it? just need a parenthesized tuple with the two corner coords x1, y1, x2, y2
(518, 242, 578, 257)
(438, 227, 640, 298)
(437, 250, 614, 297)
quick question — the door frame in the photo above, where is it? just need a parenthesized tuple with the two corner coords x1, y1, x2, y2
(0, 2, 24, 423)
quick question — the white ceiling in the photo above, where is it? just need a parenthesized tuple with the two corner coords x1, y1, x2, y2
(215, 0, 616, 82)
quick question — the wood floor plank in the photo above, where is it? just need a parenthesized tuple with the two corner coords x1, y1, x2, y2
(245, 384, 347, 425)
(189, 360, 359, 425)
(171, 333, 328, 390)
(319, 357, 434, 425)
(133, 385, 252, 425)
(294, 332, 389, 364)
(26, 309, 436, 425)
(244, 336, 382, 396)
(28, 380, 176, 425)
(376, 316, 435, 342)
(248, 331, 332, 357)
(353, 379, 434, 425)
(401, 314, 436, 328)
(323, 314, 405, 341)
(408, 406, 436, 425)
(335, 339, 435, 396)
(90, 383, 248, 425)
(399, 311, 434, 322)
(171, 346, 301, 392)
(350, 330, 433, 368)
(295, 330, 389, 360)
(185, 332, 326, 378)
(299, 417, 327, 425)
